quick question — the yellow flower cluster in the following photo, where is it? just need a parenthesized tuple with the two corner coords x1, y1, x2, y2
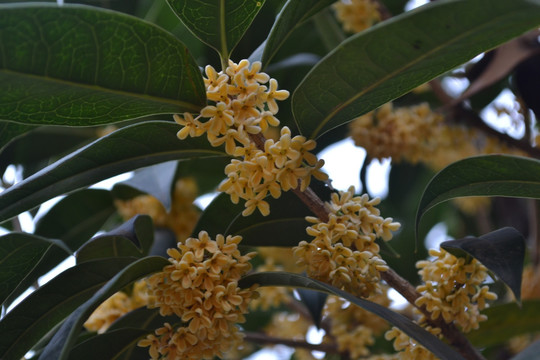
(333, 0, 381, 33)
(415, 248, 497, 332)
(138, 231, 258, 359)
(350, 102, 524, 172)
(384, 325, 441, 360)
(294, 186, 400, 297)
(115, 178, 200, 242)
(324, 291, 390, 358)
(174, 59, 327, 216)
(84, 280, 150, 333)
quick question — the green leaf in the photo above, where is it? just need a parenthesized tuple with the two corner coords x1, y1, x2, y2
(0, 232, 70, 306)
(296, 288, 327, 329)
(4, 189, 115, 307)
(193, 191, 311, 247)
(0, 4, 206, 126)
(260, 0, 335, 66)
(416, 155, 540, 237)
(38, 256, 170, 360)
(467, 300, 540, 348)
(166, 0, 266, 59)
(107, 307, 176, 332)
(114, 161, 178, 212)
(76, 215, 155, 263)
(292, 0, 540, 138)
(67, 328, 149, 360)
(0, 121, 229, 223)
(441, 227, 525, 303)
(0, 257, 136, 360)
(239, 272, 463, 360)
(0, 121, 35, 153)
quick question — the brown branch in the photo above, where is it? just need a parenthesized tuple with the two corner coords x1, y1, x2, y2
(244, 331, 341, 354)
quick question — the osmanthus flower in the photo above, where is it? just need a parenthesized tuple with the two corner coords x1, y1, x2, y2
(294, 186, 400, 298)
(333, 0, 381, 33)
(174, 59, 329, 216)
(138, 231, 258, 359)
(384, 248, 498, 358)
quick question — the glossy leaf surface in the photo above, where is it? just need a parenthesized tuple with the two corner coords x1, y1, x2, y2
(0, 257, 136, 360)
(441, 227, 525, 303)
(239, 271, 463, 360)
(0, 4, 205, 126)
(0, 121, 229, 223)
(67, 328, 149, 360)
(416, 155, 540, 235)
(260, 0, 335, 66)
(39, 256, 170, 360)
(0, 233, 70, 306)
(292, 0, 540, 138)
(167, 0, 265, 57)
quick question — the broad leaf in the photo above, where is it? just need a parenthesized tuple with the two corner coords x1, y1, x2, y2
(67, 328, 149, 360)
(441, 227, 525, 303)
(260, 0, 335, 66)
(4, 189, 115, 307)
(467, 300, 540, 348)
(166, 0, 266, 59)
(0, 121, 35, 153)
(38, 256, 170, 360)
(114, 161, 178, 212)
(292, 0, 540, 138)
(0, 257, 136, 360)
(0, 233, 70, 306)
(239, 272, 463, 360)
(416, 155, 540, 236)
(193, 191, 311, 247)
(0, 121, 230, 223)
(77, 215, 155, 263)
(0, 4, 205, 126)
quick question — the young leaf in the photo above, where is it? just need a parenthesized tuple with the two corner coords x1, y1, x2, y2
(239, 271, 463, 360)
(76, 215, 155, 263)
(0, 3, 206, 126)
(0, 121, 229, 223)
(114, 161, 178, 212)
(0, 232, 70, 306)
(292, 0, 540, 138)
(466, 300, 540, 348)
(67, 328, 150, 360)
(416, 155, 540, 237)
(259, 0, 335, 66)
(0, 257, 137, 360)
(166, 0, 266, 59)
(4, 189, 115, 307)
(441, 227, 525, 303)
(38, 256, 170, 360)
(193, 191, 311, 247)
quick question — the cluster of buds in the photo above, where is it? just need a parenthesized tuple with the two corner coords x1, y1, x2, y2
(333, 0, 382, 33)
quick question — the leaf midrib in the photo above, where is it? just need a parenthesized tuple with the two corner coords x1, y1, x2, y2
(1, 69, 203, 113)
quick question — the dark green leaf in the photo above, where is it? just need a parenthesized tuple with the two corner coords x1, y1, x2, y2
(441, 227, 525, 303)
(467, 300, 540, 348)
(0, 121, 229, 223)
(239, 272, 463, 360)
(416, 155, 540, 237)
(193, 191, 311, 247)
(67, 328, 149, 360)
(114, 161, 178, 211)
(38, 256, 170, 360)
(4, 189, 115, 307)
(0, 233, 70, 306)
(107, 307, 177, 332)
(76, 215, 155, 263)
(166, 0, 266, 58)
(259, 0, 335, 66)
(296, 288, 327, 329)
(292, 0, 540, 138)
(0, 4, 205, 126)
(0, 121, 35, 153)
(0, 257, 136, 360)
(174, 156, 230, 195)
